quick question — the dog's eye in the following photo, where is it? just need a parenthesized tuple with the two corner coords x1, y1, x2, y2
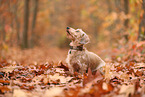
(76, 30, 80, 32)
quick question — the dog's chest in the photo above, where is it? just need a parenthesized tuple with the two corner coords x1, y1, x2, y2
(68, 49, 88, 64)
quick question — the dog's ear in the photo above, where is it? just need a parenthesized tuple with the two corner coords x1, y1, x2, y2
(79, 34, 90, 45)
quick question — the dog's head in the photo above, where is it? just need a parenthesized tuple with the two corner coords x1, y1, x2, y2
(66, 27, 90, 46)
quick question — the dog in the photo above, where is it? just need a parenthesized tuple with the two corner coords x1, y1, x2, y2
(66, 27, 106, 74)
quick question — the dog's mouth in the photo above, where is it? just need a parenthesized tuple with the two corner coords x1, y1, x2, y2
(66, 27, 76, 40)
(67, 29, 75, 40)
(67, 30, 71, 35)
(66, 28, 72, 36)
(66, 27, 71, 35)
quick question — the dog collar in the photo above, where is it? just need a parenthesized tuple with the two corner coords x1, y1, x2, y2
(70, 46, 83, 51)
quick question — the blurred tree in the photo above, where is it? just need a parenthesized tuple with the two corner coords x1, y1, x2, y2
(22, 0, 30, 48)
(138, 0, 145, 41)
(30, 0, 38, 48)
(106, 0, 112, 13)
(115, 0, 122, 12)
(13, 0, 20, 45)
(1, 20, 6, 42)
(0, 1, 6, 42)
(123, 0, 129, 42)
(124, 0, 129, 28)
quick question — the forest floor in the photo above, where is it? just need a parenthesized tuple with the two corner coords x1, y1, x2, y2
(0, 41, 144, 97)
(2, 47, 67, 64)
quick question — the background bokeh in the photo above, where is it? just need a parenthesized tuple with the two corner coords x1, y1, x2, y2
(0, 0, 144, 63)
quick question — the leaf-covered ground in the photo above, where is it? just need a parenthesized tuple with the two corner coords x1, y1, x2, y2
(0, 41, 145, 97)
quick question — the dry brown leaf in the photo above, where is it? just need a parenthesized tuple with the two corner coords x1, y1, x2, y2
(0, 86, 10, 94)
(48, 73, 72, 84)
(13, 89, 27, 97)
(44, 87, 64, 97)
(104, 64, 112, 80)
(79, 74, 103, 96)
(0, 66, 22, 73)
(119, 84, 135, 97)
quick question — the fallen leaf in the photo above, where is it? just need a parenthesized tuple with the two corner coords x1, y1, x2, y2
(119, 84, 135, 97)
(44, 87, 64, 97)
(13, 89, 27, 97)
(57, 62, 69, 71)
(0, 86, 10, 94)
(0, 66, 23, 73)
(48, 73, 72, 84)
(104, 64, 112, 80)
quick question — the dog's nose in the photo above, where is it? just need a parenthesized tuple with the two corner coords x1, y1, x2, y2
(67, 27, 70, 29)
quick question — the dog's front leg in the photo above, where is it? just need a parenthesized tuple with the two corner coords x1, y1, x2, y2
(68, 65, 74, 74)
(80, 63, 88, 74)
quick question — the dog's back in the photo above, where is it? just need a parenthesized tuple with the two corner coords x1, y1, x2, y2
(86, 50, 105, 72)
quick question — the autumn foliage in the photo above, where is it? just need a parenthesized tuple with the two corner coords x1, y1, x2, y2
(0, 0, 145, 97)
(0, 41, 144, 97)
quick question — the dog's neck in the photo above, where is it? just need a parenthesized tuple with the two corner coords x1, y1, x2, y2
(69, 41, 86, 51)
(70, 45, 84, 51)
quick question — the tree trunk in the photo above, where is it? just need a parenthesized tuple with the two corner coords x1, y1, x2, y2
(138, 0, 145, 41)
(2, 20, 6, 42)
(0, 1, 6, 42)
(22, 0, 30, 48)
(123, 0, 129, 42)
(124, 0, 129, 28)
(30, 0, 38, 48)
(114, 0, 122, 12)
(106, 0, 112, 13)
(14, 0, 20, 46)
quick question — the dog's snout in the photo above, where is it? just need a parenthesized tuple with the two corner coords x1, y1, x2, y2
(66, 27, 70, 34)
(67, 27, 70, 29)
